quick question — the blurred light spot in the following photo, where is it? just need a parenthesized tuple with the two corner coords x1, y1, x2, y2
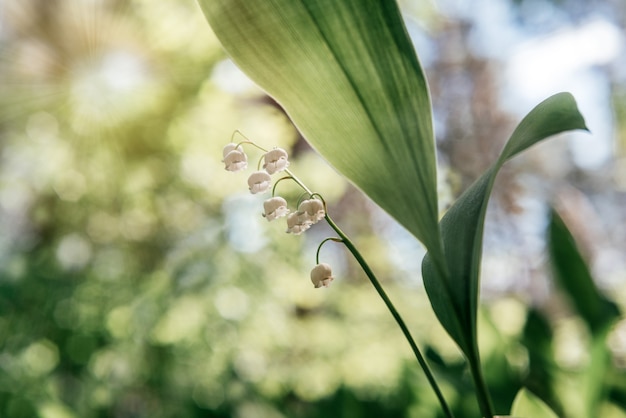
(553, 318, 589, 369)
(53, 170, 86, 202)
(211, 59, 258, 94)
(123, 166, 156, 194)
(341, 342, 399, 396)
(608, 318, 626, 368)
(26, 112, 59, 141)
(506, 345, 529, 373)
(71, 50, 148, 104)
(151, 296, 206, 344)
(0, 181, 33, 214)
(234, 402, 284, 418)
(160, 196, 204, 234)
(14, 39, 58, 80)
(181, 151, 210, 188)
(87, 212, 120, 243)
(506, 18, 623, 169)
(2, 256, 26, 282)
(482, 252, 528, 293)
(192, 382, 225, 410)
(21, 339, 59, 376)
(88, 386, 112, 408)
(234, 349, 267, 383)
(293, 362, 340, 401)
(99, 50, 147, 93)
(56, 233, 92, 270)
(121, 207, 156, 241)
(488, 298, 527, 337)
(92, 248, 126, 281)
(509, 19, 622, 86)
(222, 195, 267, 253)
(214, 286, 249, 320)
(106, 306, 133, 339)
(37, 402, 77, 418)
(89, 349, 133, 384)
(69, 48, 156, 132)
(614, 158, 626, 191)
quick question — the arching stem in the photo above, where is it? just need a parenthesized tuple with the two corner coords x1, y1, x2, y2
(324, 214, 455, 418)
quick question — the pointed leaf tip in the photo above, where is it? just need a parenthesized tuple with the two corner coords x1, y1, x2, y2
(422, 92, 589, 360)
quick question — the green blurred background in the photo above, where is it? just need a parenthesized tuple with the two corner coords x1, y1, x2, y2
(0, 0, 625, 417)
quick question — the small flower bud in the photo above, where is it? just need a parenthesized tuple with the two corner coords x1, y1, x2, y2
(248, 171, 272, 194)
(263, 196, 290, 221)
(223, 149, 248, 172)
(310, 263, 334, 288)
(286, 212, 311, 235)
(263, 148, 290, 174)
(298, 199, 325, 223)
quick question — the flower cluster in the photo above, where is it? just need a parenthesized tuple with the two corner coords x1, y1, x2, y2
(222, 142, 289, 193)
(222, 132, 335, 288)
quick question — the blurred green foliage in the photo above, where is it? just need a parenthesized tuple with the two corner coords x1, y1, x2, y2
(0, 1, 625, 418)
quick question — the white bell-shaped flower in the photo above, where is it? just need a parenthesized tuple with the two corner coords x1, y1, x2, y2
(223, 148, 248, 172)
(222, 142, 243, 158)
(298, 199, 325, 224)
(247, 171, 271, 194)
(263, 196, 289, 221)
(263, 148, 289, 175)
(310, 263, 334, 288)
(286, 212, 312, 235)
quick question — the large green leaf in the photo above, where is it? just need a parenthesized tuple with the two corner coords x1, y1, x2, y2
(198, 0, 443, 258)
(422, 93, 588, 359)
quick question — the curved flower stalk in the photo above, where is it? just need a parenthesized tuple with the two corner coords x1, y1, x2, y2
(221, 132, 454, 418)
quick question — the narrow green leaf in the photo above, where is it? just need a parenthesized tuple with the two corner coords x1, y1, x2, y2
(521, 309, 563, 417)
(548, 209, 620, 334)
(511, 388, 559, 418)
(198, 0, 442, 257)
(423, 93, 588, 359)
(548, 208, 620, 417)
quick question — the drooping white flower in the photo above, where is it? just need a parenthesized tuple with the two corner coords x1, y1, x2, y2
(263, 196, 290, 221)
(310, 263, 334, 288)
(298, 199, 325, 224)
(263, 148, 289, 175)
(222, 142, 243, 158)
(247, 171, 272, 194)
(223, 148, 248, 172)
(286, 211, 312, 235)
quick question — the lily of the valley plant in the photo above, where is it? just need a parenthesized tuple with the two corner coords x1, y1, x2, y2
(203, 1, 588, 417)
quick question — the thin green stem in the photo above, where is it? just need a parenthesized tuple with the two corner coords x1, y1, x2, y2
(284, 168, 310, 194)
(315, 237, 342, 264)
(324, 214, 455, 418)
(271, 176, 293, 197)
(469, 351, 494, 418)
(283, 168, 454, 417)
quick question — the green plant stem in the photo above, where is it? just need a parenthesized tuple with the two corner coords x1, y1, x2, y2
(469, 352, 494, 418)
(284, 168, 453, 417)
(324, 214, 455, 418)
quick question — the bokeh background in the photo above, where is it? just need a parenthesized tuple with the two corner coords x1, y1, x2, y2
(0, 0, 625, 417)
